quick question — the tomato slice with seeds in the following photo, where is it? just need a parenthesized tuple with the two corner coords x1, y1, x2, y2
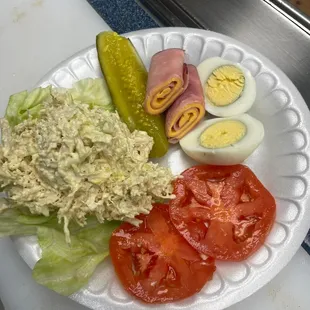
(109, 204, 216, 303)
(169, 165, 276, 261)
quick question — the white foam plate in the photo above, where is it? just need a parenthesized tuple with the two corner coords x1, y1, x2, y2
(12, 27, 310, 310)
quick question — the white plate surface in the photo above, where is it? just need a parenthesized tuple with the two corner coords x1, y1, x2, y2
(12, 27, 310, 310)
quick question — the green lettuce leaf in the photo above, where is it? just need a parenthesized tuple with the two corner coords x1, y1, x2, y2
(5, 86, 52, 126)
(0, 208, 120, 295)
(0, 205, 63, 236)
(33, 248, 105, 296)
(69, 78, 114, 111)
(0, 208, 39, 236)
(5, 78, 114, 127)
(32, 227, 105, 295)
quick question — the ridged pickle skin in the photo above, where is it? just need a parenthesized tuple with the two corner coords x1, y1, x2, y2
(96, 32, 169, 158)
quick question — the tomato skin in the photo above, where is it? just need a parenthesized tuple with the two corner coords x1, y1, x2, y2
(109, 204, 215, 303)
(170, 165, 276, 261)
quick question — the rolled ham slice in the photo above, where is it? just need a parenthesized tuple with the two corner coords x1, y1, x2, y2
(144, 49, 189, 115)
(166, 64, 205, 143)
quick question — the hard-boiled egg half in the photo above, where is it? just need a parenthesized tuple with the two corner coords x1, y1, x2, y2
(180, 114, 264, 165)
(198, 57, 256, 117)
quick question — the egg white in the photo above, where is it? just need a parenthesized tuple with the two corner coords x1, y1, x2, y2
(197, 57, 256, 117)
(180, 114, 264, 165)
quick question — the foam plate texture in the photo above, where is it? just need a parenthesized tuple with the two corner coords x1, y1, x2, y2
(12, 28, 310, 310)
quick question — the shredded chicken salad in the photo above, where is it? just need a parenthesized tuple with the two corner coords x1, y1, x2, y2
(0, 91, 174, 241)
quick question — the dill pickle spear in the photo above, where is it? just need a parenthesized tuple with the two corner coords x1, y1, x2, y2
(96, 31, 169, 158)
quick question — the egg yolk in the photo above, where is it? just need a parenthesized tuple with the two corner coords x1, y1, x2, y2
(206, 65, 245, 106)
(199, 120, 246, 148)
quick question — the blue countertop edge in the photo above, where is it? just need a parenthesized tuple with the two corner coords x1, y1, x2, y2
(87, 0, 158, 34)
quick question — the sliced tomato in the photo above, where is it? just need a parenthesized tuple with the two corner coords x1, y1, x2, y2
(109, 204, 215, 303)
(170, 165, 276, 261)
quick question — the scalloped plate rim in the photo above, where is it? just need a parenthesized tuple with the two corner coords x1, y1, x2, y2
(11, 27, 310, 310)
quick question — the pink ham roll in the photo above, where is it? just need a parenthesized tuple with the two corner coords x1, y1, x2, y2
(144, 49, 189, 115)
(166, 64, 205, 143)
